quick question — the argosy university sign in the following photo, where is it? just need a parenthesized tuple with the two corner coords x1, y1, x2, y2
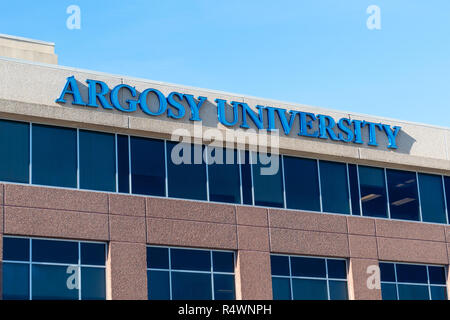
(56, 76, 401, 149)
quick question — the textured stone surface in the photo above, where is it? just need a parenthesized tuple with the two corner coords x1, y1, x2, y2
(269, 209, 348, 234)
(4, 206, 109, 240)
(237, 226, 270, 252)
(375, 219, 446, 242)
(377, 237, 448, 264)
(4, 184, 108, 214)
(348, 235, 378, 259)
(107, 242, 148, 300)
(445, 226, 450, 243)
(270, 228, 349, 257)
(109, 194, 146, 217)
(146, 198, 235, 224)
(109, 215, 146, 243)
(348, 258, 382, 300)
(147, 218, 237, 250)
(347, 216, 376, 236)
(235, 250, 272, 300)
(236, 206, 268, 227)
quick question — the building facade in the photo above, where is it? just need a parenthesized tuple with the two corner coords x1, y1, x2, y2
(0, 34, 449, 300)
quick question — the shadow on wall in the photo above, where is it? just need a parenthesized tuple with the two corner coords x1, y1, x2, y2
(56, 80, 417, 155)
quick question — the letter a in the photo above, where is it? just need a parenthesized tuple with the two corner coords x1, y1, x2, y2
(366, 5, 381, 30)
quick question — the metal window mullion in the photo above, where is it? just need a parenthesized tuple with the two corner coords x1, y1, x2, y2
(281, 155, 287, 209)
(426, 266, 432, 300)
(416, 172, 423, 222)
(78, 241, 82, 300)
(114, 134, 118, 193)
(317, 160, 323, 212)
(128, 135, 132, 194)
(205, 145, 210, 202)
(164, 140, 169, 198)
(238, 150, 243, 205)
(346, 164, 352, 215)
(393, 263, 399, 300)
(29, 238, 32, 300)
(325, 258, 331, 300)
(76, 128, 80, 189)
(29, 123, 32, 185)
(288, 256, 293, 300)
(384, 168, 391, 219)
(356, 165, 363, 216)
(250, 151, 255, 206)
(442, 176, 449, 225)
(210, 251, 215, 300)
(168, 248, 173, 300)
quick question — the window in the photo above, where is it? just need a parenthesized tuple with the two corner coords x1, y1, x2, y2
(117, 134, 130, 193)
(207, 148, 241, 204)
(79, 130, 116, 192)
(130, 136, 165, 196)
(253, 153, 284, 208)
(418, 173, 447, 224)
(386, 169, 420, 221)
(319, 161, 350, 214)
(147, 246, 235, 300)
(2, 237, 106, 300)
(0, 119, 29, 183)
(239, 150, 253, 205)
(167, 142, 207, 201)
(359, 166, 388, 218)
(380, 262, 447, 300)
(348, 164, 360, 215)
(32, 124, 77, 188)
(271, 255, 348, 300)
(283, 156, 320, 211)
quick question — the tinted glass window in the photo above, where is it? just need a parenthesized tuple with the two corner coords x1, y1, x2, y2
(170, 248, 211, 272)
(32, 264, 79, 300)
(329, 281, 348, 300)
(327, 259, 347, 279)
(272, 277, 291, 300)
(32, 124, 77, 188)
(386, 169, 420, 221)
(290, 257, 326, 278)
(167, 142, 207, 200)
(240, 150, 253, 205)
(213, 274, 235, 300)
(81, 267, 106, 300)
(117, 134, 130, 193)
(396, 264, 427, 284)
(3, 237, 29, 261)
(292, 279, 328, 300)
(348, 164, 360, 215)
(270, 255, 290, 276)
(397, 284, 429, 300)
(80, 243, 106, 266)
(418, 173, 447, 224)
(32, 239, 78, 264)
(2, 263, 29, 300)
(171, 272, 212, 300)
(147, 247, 169, 269)
(253, 153, 284, 208)
(430, 286, 447, 300)
(212, 251, 234, 273)
(207, 148, 240, 204)
(359, 166, 388, 218)
(79, 130, 115, 192)
(428, 266, 446, 285)
(319, 161, 350, 214)
(283, 156, 320, 211)
(0, 119, 29, 183)
(148, 270, 170, 300)
(381, 283, 397, 300)
(379, 263, 396, 282)
(131, 137, 165, 196)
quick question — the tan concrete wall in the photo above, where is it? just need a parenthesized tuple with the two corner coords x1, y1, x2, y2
(0, 36, 57, 64)
(0, 58, 448, 175)
(0, 184, 449, 300)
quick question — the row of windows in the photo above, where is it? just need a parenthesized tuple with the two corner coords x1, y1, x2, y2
(1, 119, 450, 224)
(2, 237, 448, 300)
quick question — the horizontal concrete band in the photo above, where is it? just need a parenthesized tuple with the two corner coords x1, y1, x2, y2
(0, 184, 450, 300)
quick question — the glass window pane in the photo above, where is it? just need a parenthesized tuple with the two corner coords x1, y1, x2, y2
(386, 169, 420, 221)
(79, 130, 115, 192)
(445, 177, 450, 223)
(379, 263, 396, 282)
(270, 255, 290, 276)
(428, 266, 446, 285)
(329, 280, 348, 300)
(208, 148, 240, 204)
(148, 270, 170, 300)
(253, 153, 284, 208)
(212, 251, 234, 273)
(381, 283, 397, 300)
(348, 164, 360, 215)
(167, 142, 207, 201)
(327, 259, 347, 279)
(117, 134, 130, 193)
(147, 247, 169, 269)
(171, 272, 212, 300)
(418, 173, 447, 224)
(283, 156, 320, 211)
(291, 257, 326, 278)
(359, 166, 388, 218)
(3, 237, 29, 261)
(396, 264, 427, 284)
(240, 150, 253, 205)
(131, 137, 165, 196)
(80, 243, 106, 266)
(319, 161, 350, 214)
(292, 279, 328, 300)
(32, 124, 77, 188)
(32, 264, 79, 300)
(213, 274, 235, 300)
(430, 286, 447, 300)
(170, 248, 210, 272)
(272, 277, 291, 300)
(81, 267, 105, 300)
(32, 239, 78, 264)
(397, 284, 430, 300)
(0, 119, 29, 183)
(2, 262, 29, 300)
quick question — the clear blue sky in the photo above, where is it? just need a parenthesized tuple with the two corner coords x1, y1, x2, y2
(1, 1, 449, 127)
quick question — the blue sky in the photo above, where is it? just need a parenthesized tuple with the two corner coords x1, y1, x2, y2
(0, 1, 449, 127)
